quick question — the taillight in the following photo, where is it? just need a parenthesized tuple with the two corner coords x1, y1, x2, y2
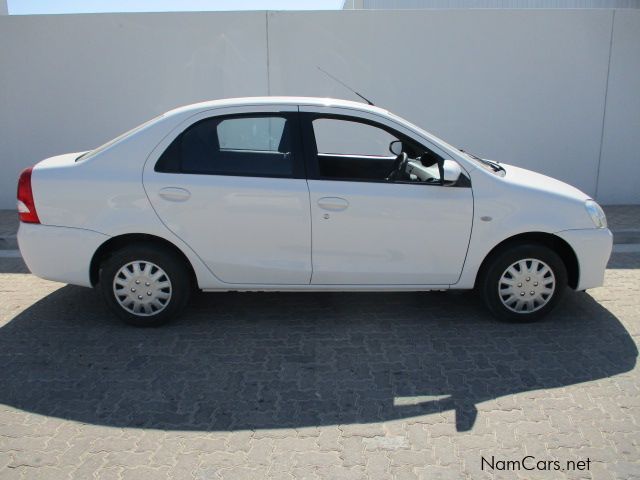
(17, 167, 40, 224)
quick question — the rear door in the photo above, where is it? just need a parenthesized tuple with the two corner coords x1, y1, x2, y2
(144, 106, 312, 285)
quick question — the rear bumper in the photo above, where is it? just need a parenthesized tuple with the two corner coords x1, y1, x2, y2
(17, 223, 108, 287)
(556, 228, 613, 291)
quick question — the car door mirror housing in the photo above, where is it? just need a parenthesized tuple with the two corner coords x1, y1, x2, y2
(442, 159, 462, 184)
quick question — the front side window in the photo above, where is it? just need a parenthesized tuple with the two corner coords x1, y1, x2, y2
(313, 118, 397, 157)
(156, 115, 294, 177)
(310, 116, 440, 183)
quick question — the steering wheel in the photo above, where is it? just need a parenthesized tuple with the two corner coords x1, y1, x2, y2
(386, 152, 408, 181)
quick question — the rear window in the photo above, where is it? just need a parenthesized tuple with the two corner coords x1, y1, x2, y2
(155, 115, 294, 178)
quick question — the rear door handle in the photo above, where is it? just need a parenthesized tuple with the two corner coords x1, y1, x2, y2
(158, 187, 191, 202)
(317, 197, 349, 211)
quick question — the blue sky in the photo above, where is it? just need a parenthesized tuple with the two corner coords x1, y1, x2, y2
(9, 0, 345, 14)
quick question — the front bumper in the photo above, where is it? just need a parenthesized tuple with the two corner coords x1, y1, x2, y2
(556, 228, 613, 291)
(17, 223, 109, 287)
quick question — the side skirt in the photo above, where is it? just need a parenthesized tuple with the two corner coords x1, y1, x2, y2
(202, 284, 452, 293)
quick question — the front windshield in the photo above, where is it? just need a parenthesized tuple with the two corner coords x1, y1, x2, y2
(76, 114, 164, 162)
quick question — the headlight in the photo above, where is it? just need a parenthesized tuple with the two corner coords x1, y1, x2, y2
(585, 200, 607, 229)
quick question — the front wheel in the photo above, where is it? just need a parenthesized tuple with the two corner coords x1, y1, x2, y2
(99, 245, 192, 327)
(478, 244, 567, 322)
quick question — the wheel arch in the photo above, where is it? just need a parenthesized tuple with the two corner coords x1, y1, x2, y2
(89, 233, 198, 287)
(475, 232, 579, 290)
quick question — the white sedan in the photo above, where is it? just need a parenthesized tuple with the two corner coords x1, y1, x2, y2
(17, 97, 612, 326)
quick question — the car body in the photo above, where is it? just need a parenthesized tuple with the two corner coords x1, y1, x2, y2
(17, 97, 613, 325)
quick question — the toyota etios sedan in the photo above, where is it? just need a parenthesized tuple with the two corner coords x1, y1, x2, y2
(17, 97, 612, 326)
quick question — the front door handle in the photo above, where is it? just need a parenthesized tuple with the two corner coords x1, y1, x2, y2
(317, 197, 349, 211)
(158, 187, 191, 202)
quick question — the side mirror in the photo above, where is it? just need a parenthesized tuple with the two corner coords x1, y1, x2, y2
(389, 140, 403, 156)
(442, 159, 462, 184)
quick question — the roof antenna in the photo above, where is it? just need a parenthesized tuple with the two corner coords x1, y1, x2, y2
(317, 66, 375, 106)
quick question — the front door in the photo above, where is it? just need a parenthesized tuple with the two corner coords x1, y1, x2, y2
(301, 109, 473, 285)
(144, 107, 311, 285)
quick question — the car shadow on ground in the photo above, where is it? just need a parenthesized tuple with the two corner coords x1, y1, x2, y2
(0, 285, 636, 432)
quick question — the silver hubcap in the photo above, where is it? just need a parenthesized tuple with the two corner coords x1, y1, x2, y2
(498, 258, 555, 313)
(113, 261, 172, 317)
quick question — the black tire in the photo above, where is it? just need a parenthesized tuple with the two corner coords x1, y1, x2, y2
(478, 243, 567, 323)
(98, 244, 192, 327)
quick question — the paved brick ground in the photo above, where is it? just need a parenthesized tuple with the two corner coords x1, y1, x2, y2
(0, 254, 639, 479)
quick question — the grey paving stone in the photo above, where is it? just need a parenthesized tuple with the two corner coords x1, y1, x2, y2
(0, 254, 638, 479)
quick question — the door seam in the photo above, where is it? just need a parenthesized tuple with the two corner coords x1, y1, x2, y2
(306, 181, 314, 285)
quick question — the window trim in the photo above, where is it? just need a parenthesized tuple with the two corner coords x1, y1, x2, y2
(154, 112, 306, 180)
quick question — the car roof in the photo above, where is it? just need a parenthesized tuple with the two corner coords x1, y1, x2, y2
(167, 96, 389, 117)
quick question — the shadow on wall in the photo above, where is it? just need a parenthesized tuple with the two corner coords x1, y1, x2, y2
(0, 286, 636, 432)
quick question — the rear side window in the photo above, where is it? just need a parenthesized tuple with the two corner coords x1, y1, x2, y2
(217, 117, 286, 151)
(156, 115, 295, 177)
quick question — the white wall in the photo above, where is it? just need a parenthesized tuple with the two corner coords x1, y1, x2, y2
(0, 10, 638, 208)
(597, 10, 640, 204)
(268, 9, 612, 198)
(0, 12, 268, 208)
(347, 0, 640, 8)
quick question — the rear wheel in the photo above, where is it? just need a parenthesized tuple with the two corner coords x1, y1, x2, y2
(478, 243, 567, 322)
(99, 245, 191, 327)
